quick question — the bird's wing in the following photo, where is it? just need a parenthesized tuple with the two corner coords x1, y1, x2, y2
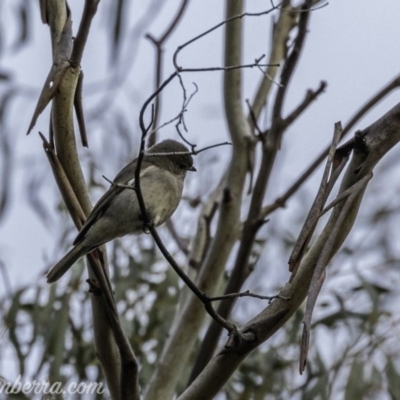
(73, 159, 154, 245)
(73, 186, 122, 245)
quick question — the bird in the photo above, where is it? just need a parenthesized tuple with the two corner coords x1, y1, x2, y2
(46, 139, 196, 283)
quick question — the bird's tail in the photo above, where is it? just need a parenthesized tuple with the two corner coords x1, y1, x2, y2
(46, 243, 88, 283)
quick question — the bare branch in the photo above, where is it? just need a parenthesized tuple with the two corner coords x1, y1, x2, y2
(180, 101, 400, 400)
(180, 61, 279, 73)
(249, 0, 295, 123)
(173, 6, 279, 70)
(165, 219, 189, 255)
(70, 0, 100, 66)
(145, 0, 190, 146)
(188, 82, 325, 382)
(187, 8, 319, 378)
(282, 80, 327, 128)
(271, 1, 312, 124)
(39, 132, 86, 228)
(260, 74, 400, 218)
(209, 290, 288, 302)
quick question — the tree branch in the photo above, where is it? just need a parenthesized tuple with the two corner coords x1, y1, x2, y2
(260, 73, 400, 218)
(70, 0, 100, 66)
(249, 0, 294, 124)
(146, 0, 190, 147)
(179, 101, 400, 400)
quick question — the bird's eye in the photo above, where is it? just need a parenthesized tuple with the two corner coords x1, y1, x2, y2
(179, 164, 186, 170)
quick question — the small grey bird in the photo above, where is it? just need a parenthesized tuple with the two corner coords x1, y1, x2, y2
(46, 139, 195, 283)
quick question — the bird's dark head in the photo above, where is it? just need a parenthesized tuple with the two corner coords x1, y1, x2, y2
(147, 139, 196, 174)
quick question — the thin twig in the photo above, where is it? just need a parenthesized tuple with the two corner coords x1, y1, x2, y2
(246, 99, 263, 137)
(173, 7, 280, 70)
(209, 290, 289, 302)
(166, 219, 190, 255)
(271, 1, 312, 124)
(282, 81, 327, 128)
(179, 62, 278, 73)
(175, 80, 199, 138)
(148, 224, 236, 332)
(193, 142, 232, 155)
(256, 64, 283, 88)
(145, 0, 190, 146)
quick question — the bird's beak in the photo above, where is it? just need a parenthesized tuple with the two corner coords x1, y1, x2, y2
(189, 166, 197, 172)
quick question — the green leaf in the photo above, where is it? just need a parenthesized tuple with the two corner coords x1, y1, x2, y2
(386, 359, 400, 400)
(344, 359, 365, 400)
